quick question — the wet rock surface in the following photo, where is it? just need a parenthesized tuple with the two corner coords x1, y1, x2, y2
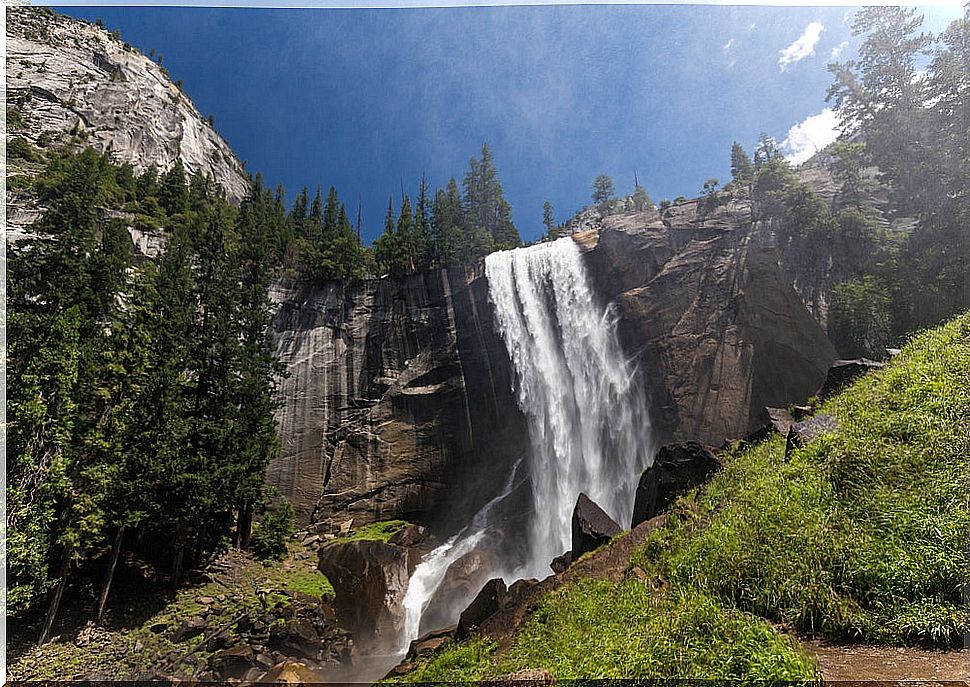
(267, 268, 528, 529)
(817, 358, 885, 400)
(631, 442, 722, 527)
(571, 492, 622, 559)
(456, 577, 508, 639)
(316, 540, 411, 643)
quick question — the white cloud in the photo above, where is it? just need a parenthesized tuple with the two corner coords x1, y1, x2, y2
(723, 37, 735, 51)
(829, 40, 848, 60)
(778, 21, 825, 72)
(782, 108, 840, 165)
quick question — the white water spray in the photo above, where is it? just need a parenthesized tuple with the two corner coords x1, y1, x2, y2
(397, 237, 654, 651)
(485, 237, 654, 573)
(399, 458, 525, 651)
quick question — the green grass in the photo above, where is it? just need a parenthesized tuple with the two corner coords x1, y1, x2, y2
(632, 311, 970, 646)
(395, 312, 970, 681)
(394, 580, 815, 682)
(281, 568, 335, 599)
(325, 519, 410, 546)
(8, 542, 333, 681)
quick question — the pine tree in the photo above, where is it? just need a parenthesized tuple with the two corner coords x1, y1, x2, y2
(592, 174, 615, 206)
(730, 142, 755, 184)
(542, 200, 556, 237)
(463, 144, 521, 252)
(432, 179, 464, 267)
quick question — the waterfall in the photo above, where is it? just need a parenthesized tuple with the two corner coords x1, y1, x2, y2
(399, 458, 526, 651)
(485, 237, 654, 572)
(397, 236, 654, 650)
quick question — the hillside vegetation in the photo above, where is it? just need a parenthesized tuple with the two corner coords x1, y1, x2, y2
(397, 311, 970, 681)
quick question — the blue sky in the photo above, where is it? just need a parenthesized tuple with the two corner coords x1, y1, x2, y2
(57, 4, 962, 243)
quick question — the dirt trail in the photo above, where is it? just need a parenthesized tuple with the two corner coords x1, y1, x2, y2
(803, 639, 969, 684)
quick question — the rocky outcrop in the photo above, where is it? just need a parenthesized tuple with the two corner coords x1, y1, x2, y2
(6, 7, 248, 236)
(817, 358, 884, 399)
(267, 267, 528, 529)
(571, 493, 622, 559)
(456, 578, 508, 639)
(630, 442, 721, 528)
(785, 414, 840, 458)
(578, 201, 838, 447)
(316, 540, 411, 642)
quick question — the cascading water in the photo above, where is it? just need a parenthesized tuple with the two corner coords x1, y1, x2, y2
(485, 237, 655, 571)
(396, 236, 655, 652)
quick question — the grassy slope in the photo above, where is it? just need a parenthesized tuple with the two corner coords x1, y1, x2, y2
(8, 542, 334, 680)
(396, 311, 970, 681)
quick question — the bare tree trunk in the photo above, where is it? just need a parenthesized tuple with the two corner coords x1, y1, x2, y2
(172, 545, 184, 590)
(239, 505, 253, 550)
(95, 525, 125, 625)
(38, 547, 70, 645)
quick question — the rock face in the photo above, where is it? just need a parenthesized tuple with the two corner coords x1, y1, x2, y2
(817, 358, 884, 400)
(456, 578, 508, 639)
(6, 7, 248, 236)
(578, 198, 838, 446)
(785, 414, 840, 458)
(267, 267, 528, 529)
(571, 493, 622, 558)
(631, 442, 721, 528)
(316, 540, 411, 642)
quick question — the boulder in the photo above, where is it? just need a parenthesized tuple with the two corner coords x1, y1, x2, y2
(817, 358, 884, 399)
(405, 624, 456, 661)
(267, 617, 321, 660)
(388, 523, 427, 547)
(631, 442, 721, 528)
(257, 660, 329, 684)
(209, 645, 257, 681)
(456, 578, 507, 639)
(492, 668, 556, 685)
(785, 414, 840, 458)
(171, 616, 207, 643)
(317, 540, 410, 639)
(550, 550, 573, 574)
(745, 407, 796, 444)
(571, 493, 622, 559)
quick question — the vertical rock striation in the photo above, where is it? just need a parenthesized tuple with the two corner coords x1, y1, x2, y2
(268, 267, 527, 528)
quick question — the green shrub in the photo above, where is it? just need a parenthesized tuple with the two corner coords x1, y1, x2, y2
(251, 497, 295, 561)
(8, 137, 41, 162)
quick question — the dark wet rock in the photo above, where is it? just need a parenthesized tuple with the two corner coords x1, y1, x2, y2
(209, 646, 257, 680)
(388, 523, 427, 547)
(746, 407, 796, 444)
(171, 616, 207, 643)
(631, 442, 721, 528)
(456, 578, 508, 639)
(268, 269, 529, 531)
(405, 624, 456, 661)
(507, 578, 539, 606)
(317, 540, 410, 640)
(268, 617, 321, 660)
(550, 551, 573, 574)
(817, 358, 884, 400)
(785, 414, 840, 458)
(415, 545, 500, 637)
(571, 492, 622, 558)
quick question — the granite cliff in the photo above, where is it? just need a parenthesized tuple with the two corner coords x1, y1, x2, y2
(6, 7, 248, 237)
(271, 202, 838, 527)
